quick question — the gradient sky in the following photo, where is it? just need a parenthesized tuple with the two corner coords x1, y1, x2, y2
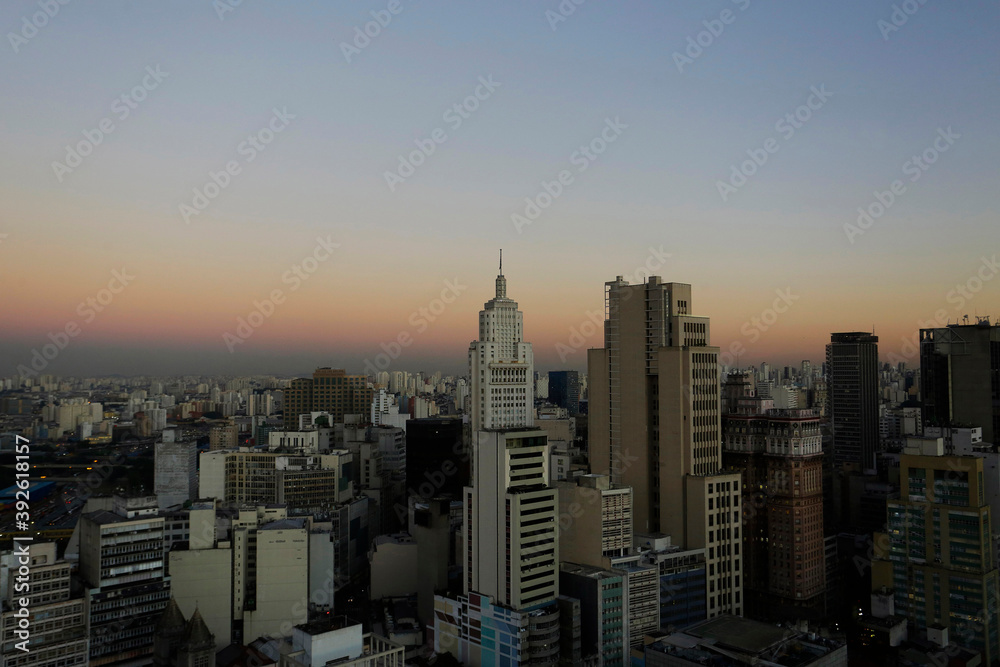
(1, 0, 998, 378)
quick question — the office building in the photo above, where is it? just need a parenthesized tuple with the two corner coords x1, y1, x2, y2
(438, 259, 561, 665)
(826, 332, 880, 472)
(548, 371, 580, 415)
(78, 497, 170, 666)
(468, 257, 534, 433)
(464, 261, 557, 610)
(588, 276, 742, 617)
(198, 449, 353, 508)
(559, 563, 627, 665)
(283, 368, 373, 430)
(872, 437, 1000, 664)
(0, 543, 88, 667)
(722, 396, 826, 619)
(920, 320, 1000, 444)
(209, 423, 239, 451)
(465, 429, 558, 610)
(557, 474, 631, 567)
(434, 592, 559, 667)
(557, 475, 660, 648)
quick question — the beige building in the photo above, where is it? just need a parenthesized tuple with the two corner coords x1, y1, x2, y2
(197, 449, 353, 508)
(557, 474, 631, 568)
(368, 534, 418, 600)
(169, 506, 309, 649)
(209, 423, 239, 451)
(589, 276, 742, 617)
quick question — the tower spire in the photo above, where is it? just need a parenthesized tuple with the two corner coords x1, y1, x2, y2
(495, 250, 507, 299)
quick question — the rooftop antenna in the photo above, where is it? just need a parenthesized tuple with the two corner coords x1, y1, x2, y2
(499, 248, 502, 275)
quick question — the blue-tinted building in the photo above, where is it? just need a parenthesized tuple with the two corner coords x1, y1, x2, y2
(560, 563, 628, 665)
(636, 538, 707, 632)
(434, 592, 561, 666)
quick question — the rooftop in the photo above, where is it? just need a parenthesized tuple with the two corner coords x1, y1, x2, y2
(561, 562, 622, 580)
(259, 518, 306, 531)
(295, 615, 358, 636)
(648, 615, 846, 667)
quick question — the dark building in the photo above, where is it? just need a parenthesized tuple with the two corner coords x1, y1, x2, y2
(721, 373, 826, 621)
(920, 320, 1000, 444)
(826, 332, 880, 472)
(152, 599, 215, 667)
(405, 417, 467, 499)
(548, 370, 580, 414)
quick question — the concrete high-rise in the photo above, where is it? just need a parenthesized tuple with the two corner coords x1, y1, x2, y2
(154, 435, 197, 510)
(78, 497, 170, 666)
(442, 257, 560, 665)
(920, 320, 1000, 444)
(588, 276, 742, 618)
(283, 368, 372, 430)
(826, 332, 880, 472)
(465, 258, 557, 610)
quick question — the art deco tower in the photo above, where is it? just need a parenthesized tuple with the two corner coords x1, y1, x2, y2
(464, 255, 558, 612)
(468, 252, 535, 433)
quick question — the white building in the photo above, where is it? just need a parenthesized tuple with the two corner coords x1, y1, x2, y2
(468, 260, 535, 433)
(463, 261, 559, 611)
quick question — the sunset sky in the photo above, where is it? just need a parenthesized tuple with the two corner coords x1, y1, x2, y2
(2, 1, 998, 377)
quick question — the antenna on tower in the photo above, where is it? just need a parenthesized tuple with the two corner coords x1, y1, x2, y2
(499, 248, 502, 274)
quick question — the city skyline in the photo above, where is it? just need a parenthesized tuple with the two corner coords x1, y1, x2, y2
(3, 1, 998, 377)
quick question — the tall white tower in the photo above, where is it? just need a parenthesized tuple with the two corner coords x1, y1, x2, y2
(468, 251, 535, 433)
(464, 254, 558, 611)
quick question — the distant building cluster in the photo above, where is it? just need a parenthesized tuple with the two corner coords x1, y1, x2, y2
(2, 272, 998, 665)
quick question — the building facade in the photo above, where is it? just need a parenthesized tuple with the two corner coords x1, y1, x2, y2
(548, 371, 580, 415)
(873, 438, 1000, 664)
(283, 369, 372, 430)
(1, 543, 88, 667)
(79, 499, 170, 666)
(826, 332, 880, 472)
(588, 276, 742, 617)
(920, 321, 1000, 444)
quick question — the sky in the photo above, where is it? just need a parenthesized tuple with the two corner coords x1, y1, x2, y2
(1, 0, 998, 378)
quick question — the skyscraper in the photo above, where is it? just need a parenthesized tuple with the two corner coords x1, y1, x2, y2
(722, 377, 826, 620)
(548, 371, 580, 415)
(826, 332, 880, 472)
(920, 320, 1000, 445)
(441, 257, 560, 665)
(464, 259, 556, 609)
(589, 276, 743, 618)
